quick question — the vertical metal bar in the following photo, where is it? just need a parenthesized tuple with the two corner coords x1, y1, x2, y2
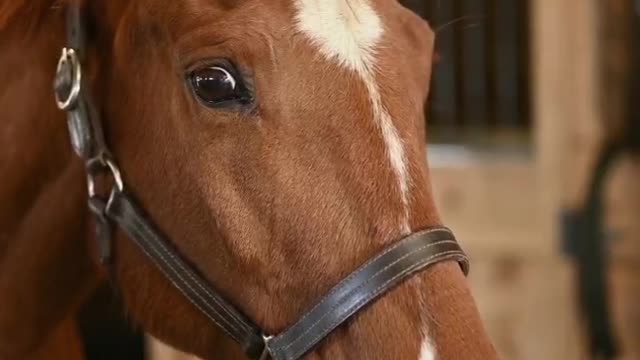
(429, 0, 461, 131)
(492, 0, 521, 128)
(460, 0, 489, 128)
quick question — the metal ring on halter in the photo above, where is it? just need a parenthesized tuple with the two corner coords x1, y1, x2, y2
(54, 48, 82, 111)
(86, 156, 125, 199)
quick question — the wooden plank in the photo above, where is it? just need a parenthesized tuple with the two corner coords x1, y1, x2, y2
(532, 0, 640, 358)
(469, 257, 584, 360)
(530, 2, 602, 358)
(430, 157, 544, 257)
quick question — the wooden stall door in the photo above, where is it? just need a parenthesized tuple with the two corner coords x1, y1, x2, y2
(431, 1, 639, 359)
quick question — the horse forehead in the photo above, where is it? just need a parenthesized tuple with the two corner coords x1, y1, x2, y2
(291, 0, 384, 71)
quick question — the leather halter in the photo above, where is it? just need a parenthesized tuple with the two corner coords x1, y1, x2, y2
(53, 6, 470, 360)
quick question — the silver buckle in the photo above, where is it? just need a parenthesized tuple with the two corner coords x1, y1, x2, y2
(86, 154, 124, 200)
(259, 335, 274, 360)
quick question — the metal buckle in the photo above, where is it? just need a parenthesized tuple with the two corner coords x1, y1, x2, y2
(85, 155, 122, 265)
(259, 335, 273, 360)
(86, 154, 124, 200)
(54, 47, 82, 111)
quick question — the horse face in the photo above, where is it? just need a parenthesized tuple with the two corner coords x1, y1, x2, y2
(99, 1, 476, 358)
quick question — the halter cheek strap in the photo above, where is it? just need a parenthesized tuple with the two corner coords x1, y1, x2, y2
(263, 229, 468, 360)
(106, 188, 468, 359)
(107, 190, 467, 359)
(105, 190, 266, 357)
(53, 5, 470, 360)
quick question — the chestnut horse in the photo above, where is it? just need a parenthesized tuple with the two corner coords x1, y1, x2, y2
(0, 0, 498, 359)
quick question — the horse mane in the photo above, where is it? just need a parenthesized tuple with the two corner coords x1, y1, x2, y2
(0, 0, 71, 32)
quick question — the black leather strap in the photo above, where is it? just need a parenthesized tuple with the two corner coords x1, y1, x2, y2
(105, 190, 266, 358)
(264, 228, 468, 360)
(103, 187, 468, 360)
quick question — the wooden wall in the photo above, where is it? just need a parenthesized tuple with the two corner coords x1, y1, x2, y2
(432, 0, 640, 359)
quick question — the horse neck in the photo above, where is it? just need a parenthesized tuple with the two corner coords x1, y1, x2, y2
(0, 12, 101, 358)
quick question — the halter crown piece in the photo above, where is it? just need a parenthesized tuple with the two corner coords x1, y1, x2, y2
(53, 5, 470, 360)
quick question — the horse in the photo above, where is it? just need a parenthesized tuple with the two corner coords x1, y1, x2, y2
(0, 0, 499, 359)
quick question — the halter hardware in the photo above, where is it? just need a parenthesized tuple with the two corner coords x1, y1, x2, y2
(259, 335, 274, 360)
(54, 37, 122, 264)
(86, 155, 124, 198)
(54, 48, 82, 111)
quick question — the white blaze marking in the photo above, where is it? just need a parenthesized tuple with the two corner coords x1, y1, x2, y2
(293, 0, 410, 233)
(419, 337, 437, 360)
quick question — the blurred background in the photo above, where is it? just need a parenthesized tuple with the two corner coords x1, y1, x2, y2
(85, 1, 640, 359)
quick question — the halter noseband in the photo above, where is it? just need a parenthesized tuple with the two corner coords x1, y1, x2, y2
(53, 5, 469, 360)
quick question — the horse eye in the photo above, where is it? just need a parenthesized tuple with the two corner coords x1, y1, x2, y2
(189, 65, 250, 107)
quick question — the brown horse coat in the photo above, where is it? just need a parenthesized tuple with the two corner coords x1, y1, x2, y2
(0, 1, 498, 359)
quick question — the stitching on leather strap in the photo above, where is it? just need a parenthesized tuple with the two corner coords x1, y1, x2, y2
(114, 207, 240, 342)
(121, 196, 251, 334)
(283, 228, 451, 331)
(109, 193, 248, 343)
(282, 251, 467, 360)
(107, 192, 466, 360)
(277, 239, 458, 353)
